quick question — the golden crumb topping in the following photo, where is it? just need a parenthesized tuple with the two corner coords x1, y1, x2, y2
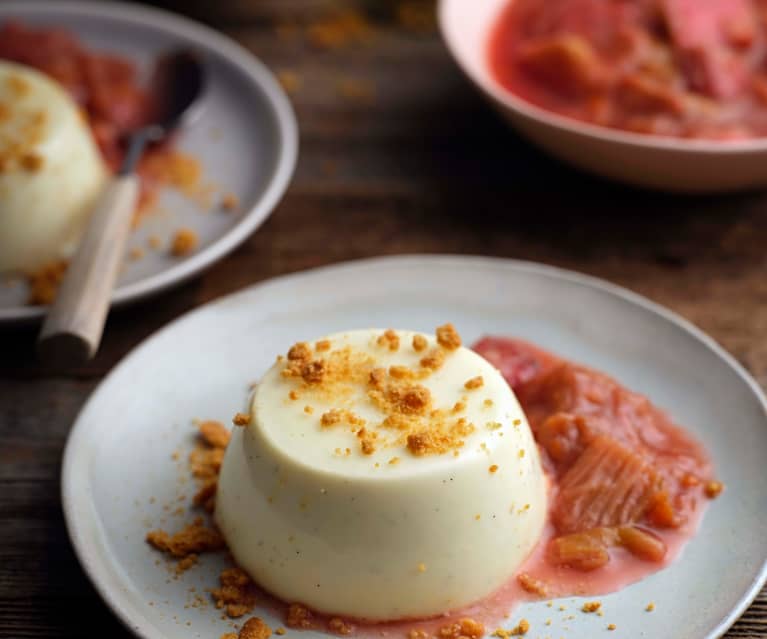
(439, 618, 484, 639)
(489, 464, 499, 473)
(517, 573, 548, 597)
(420, 348, 445, 371)
(232, 413, 251, 426)
(286, 603, 314, 629)
(704, 480, 724, 498)
(327, 617, 355, 635)
(277, 326, 482, 457)
(406, 417, 475, 456)
(412, 334, 428, 352)
(316, 339, 331, 352)
(170, 228, 198, 256)
(582, 601, 601, 613)
(146, 518, 224, 558)
(436, 323, 461, 350)
(377, 329, 400, 351)
(238, 617, 272, 639)
(221, 193, 240, 212)
(464, 376, 484, 390)
(321, 408, 366, 428)
(212, 567, 258, 618)
(198, 420, 231, 450)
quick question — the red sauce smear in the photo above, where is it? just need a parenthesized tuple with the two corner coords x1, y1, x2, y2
(281, 337, 718, 637)
(488, 0, 767, 140)
(0, 21, 190, 215)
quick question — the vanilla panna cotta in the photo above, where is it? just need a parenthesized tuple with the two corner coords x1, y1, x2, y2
(0, 61, 107, 273)
(215, 326, 547, 621)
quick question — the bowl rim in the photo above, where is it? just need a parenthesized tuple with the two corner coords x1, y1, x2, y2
(437, 0, 767, 155)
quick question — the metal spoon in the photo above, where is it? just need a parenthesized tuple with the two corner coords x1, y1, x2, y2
(38, 50, 205, 367)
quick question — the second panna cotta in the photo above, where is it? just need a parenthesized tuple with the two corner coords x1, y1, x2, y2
(215, 325, 547, 621)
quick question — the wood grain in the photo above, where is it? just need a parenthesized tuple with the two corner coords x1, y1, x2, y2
(1, 1, 766, 636)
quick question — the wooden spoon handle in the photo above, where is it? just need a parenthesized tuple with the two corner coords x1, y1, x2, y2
(38, 174, 139, 366)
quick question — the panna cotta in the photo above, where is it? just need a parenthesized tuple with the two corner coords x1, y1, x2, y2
(216, 326, 547, 621)
(0, 61, 107, 273)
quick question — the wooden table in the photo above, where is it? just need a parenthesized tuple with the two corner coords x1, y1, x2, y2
(1, 1, 766, 636)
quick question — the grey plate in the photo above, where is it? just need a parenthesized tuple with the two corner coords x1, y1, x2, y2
(0, 0, 298, 323)
(62, 255, 767, 639)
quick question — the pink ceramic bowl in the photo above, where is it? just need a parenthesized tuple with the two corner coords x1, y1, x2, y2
(438, 0, 767, 192)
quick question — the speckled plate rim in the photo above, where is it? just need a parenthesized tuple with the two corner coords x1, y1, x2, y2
(0, 0, 298, 324)
(61, 255, 767, 639)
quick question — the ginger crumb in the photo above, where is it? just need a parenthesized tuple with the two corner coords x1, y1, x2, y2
(304, 405, 314, 415)
(646, 602, 655, 612)
(517, 573, 548, 597)
(233, 413, 251, 426)
(221, 193, 239, 212)
(377, 329, 400, 351)
(27, 260, 67, 305)
(484, 398, 494, 407)
(212, 567, 258, 618)
(238, 617, 272, 639)
(436, 323, 461, 350)
(704, 480, 724, 498)
(507, 618, 530, 636)
(289, 390, 299, 400)
(608, 624, 617, 631)
(198, 420, 231, 449)
(146, 518, 224, 558)
(474, 514, 481, 521)
(316, 339, 331, 352)
(321, 409, 365, 428)
(512, 419, 521, 426)
(452, 401, 466, 413)
(518, 449, 525, 458)
(275, 629, 286, 636)
(419, 348, 446, 371)
(327, 617, 355, 635)
(408, 630, 429, 639)
(286, 603, 314, 629)
(464, 376, 484, 390)
(582, 601, 601, 613)
(487, 421, 502, 431)
(417, 562, 427, 573)
(489, 464, 499, 474)
(388, 456, 400, 465)
(412, 334, 428, 352)
(170, 228, 198, 256)
(439, 618, 484, 639)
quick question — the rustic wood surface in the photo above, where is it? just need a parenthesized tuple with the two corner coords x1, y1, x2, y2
(1, 1, 766, 636)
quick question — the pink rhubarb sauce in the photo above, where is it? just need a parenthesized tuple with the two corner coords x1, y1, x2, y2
(488, 0, 767, 140)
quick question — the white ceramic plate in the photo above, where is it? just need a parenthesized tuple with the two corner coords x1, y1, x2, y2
(0, 0, 298, 323)
(438, 0, 767, 192)
(62, 255, 767, 639)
